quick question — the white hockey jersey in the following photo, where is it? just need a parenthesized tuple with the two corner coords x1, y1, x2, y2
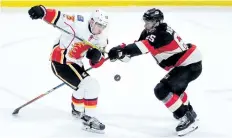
(43, 9, 108, 66)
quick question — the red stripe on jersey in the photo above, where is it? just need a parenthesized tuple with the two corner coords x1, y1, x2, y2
(175, 45, 196, 66)
(165, 94, 179, 108)
(44, 9, 56, 23)
(141, 39, 179, 56)
(156, 40, 179, 54)
(141, 40, 158, 55)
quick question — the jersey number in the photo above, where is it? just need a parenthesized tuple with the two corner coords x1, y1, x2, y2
(146, 35, 156, 42)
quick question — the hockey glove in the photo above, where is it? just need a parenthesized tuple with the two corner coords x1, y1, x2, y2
(108, 47, 122, 62)
(28, 5, 46, 19)
(86, 48, 106, 68)
(108, 43, 127, 62)
(86, 48, 102, 63)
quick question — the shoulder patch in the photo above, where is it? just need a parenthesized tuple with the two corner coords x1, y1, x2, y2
(63, 14, 75, 22)
(77, 15, 84, 22)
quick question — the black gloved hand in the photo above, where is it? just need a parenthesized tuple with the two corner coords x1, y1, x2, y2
(108, 46, 124, 62)
(28, 5, 46, 20)
(86, 48, 102, 63)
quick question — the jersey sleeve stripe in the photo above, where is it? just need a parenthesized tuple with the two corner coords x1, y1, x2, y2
(43, 9, 60, 25)
(135, 41, 149, 54)
(53, 11, 61, 25)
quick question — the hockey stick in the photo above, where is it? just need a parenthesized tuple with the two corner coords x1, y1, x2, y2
(12, 67, 93, 115)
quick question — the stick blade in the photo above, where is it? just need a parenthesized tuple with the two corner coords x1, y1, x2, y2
(12, 108, 20, 115)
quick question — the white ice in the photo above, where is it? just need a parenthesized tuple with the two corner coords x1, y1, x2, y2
(0, 7, 232, 138)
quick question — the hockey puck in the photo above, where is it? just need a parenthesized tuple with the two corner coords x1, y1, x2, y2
(114, 74, 121, 81)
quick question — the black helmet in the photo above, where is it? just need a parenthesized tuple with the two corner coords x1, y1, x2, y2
(143, 8, 164, 22)
(143, 8, 164, 32)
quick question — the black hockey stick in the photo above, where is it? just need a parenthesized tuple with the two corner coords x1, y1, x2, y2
(12, 67, 93, 115)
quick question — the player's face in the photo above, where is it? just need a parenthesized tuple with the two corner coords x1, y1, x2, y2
(144, 20, 155, 32)
(92, 22, 106, 35)
(144, 20, 156, 32)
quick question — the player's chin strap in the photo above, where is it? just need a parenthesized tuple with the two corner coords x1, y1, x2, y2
(46, 21, 108, 54)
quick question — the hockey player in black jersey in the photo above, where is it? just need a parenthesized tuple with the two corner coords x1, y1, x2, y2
(108, 8, 202, 136)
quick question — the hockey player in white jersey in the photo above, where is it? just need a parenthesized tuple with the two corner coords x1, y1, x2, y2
(28, 5, 109, 133)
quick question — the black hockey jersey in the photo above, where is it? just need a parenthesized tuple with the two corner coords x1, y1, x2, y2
(122, 23, 202, 71)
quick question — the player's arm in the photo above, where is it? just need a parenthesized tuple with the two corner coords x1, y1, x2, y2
(108, 31, 173, 61)
(107, 33, 149, 62)
(28, 5, 81, 32)
(106, 30, 148, 62)
(135, 30, 174, 53)
(129, 30, 174, 55)
(107, 42, 144, 62)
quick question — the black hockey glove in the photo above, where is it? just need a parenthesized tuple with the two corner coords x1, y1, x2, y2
(28, 5, 46, 20)
(108, 46, 124, 62)
(86, 48, 102, 64)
